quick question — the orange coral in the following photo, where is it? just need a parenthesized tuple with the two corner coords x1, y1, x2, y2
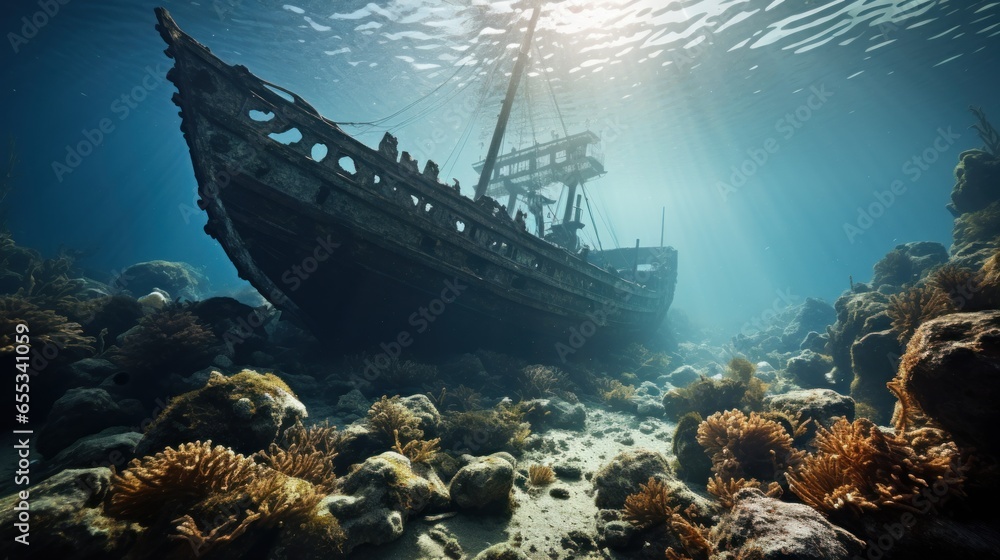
(706, 475, 781, 509)
(786, 418, 964, 518)
(115, 309, 217, 373)
(623, 477, 675, 528)
(886, 285, 953, 344)
(696, 410, 803, 483)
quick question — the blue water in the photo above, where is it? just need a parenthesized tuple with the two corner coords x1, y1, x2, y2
(1, 0, 998, 336)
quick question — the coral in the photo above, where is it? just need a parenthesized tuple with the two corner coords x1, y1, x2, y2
(391, 430, 440, 464)
(612, 342, 672, 378)
(106, 441, 262, 524)
(622, 476, 675, 528)
(663, 510, 713, 560)
(440, 401, 532, 455)
(428, 384, 482, 412)
(528, 464, 556, 486)
(114, 309, 217, 374)
(367, 395, 424, 444)
(970, 105, 1000, 156)
(255, 421, 343, 488)
(599, 379, 637, 408)
(928, 264, 984, 310)
(886, 285, 953, 344)
(696, 410, 803, 483)
(519, 364, 565, 398)
(382, 358, 438, 388)
(952, 201, 1000, 256)
(0, 295, 95, 359)
(109, 440, 342, 557)
(786, 418, 964, 518)
(64, 293, 143, 340)
(706, 475, 781, 509)
(662, 371, 765, 420)
(725, 357, 755, 384)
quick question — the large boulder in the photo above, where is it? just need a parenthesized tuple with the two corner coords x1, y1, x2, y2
(449, 453, 515, 510)
(894, 311, 1000, 457)
(0, 468, 141, 558)
(37, 388, 142, 458)
(42, 429, 142, 477)
(592, 449, 671, 510)
(951, 149, 1000, 215)
(711, 488, 864, 559)
(764, 389, 855, 430)
(785, 349, 834, 388)
(827, 290, 891, 389)
(781, 298, 836, 351)
(849, 329, 904, 423)
(117, 260, 208, 300)
(871, 242, 949, 289)
(325, 452, 443, 552)
(135, 369, 306, 456)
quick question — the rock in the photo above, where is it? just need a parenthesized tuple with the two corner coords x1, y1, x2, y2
(549, 487, 570, 499)
(0, 468, 140, 557)
(400, 394, 442, 434)
(800, 331, 829, 353)
(67, 358, 119, 386)
(135, 369, 306, 456)
(764, 389, 855, 430)
(668, 365, 700, 387)
(592, 449, 671, 509)
(524, 398, 586, 431)
(711, 488, 864, 559)
(118, 260, 208, 300)
(781, 298, 836, 350)
(37, 388, 140, 458)
(754, 361, 777, 383)
(449, 453, 515, 510)
(951, 149, 1000, 215)
(335, 389, 371, 417)
(325, 452, 439, 552)
(673, 413, 713, 484)
(849, 329, 904, 423)
(872, 242, 949, 289)
(894, 311, 1000, 456)
(827, 290, 891, 389)
(595, 509, 637, 549)
(785, 350, 834, 388)
(43, 429, 142, 476)
(471, 543, 530, 560)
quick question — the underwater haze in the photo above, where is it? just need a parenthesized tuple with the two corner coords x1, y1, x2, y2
(2, 0, 999, 333)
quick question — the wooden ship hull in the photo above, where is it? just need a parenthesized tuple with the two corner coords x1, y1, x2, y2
(155, 8, 677, 358)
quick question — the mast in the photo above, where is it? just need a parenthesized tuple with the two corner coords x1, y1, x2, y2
(474, 3, 543, 201)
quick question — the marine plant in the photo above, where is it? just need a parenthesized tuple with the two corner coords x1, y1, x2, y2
(706, 474, 781, 509)
(970, 105, 1000, 156)
(928, 263, 983, 309)
(696, 409, 803, 483)
(527, 464, 556, 486)
(622, 476, 674, 528)
(519, 364, 566, 398)
(786, 417, 963, 519)
(724, 357, 755, 384)
(599, 379, 637, 409)
(366, 395, 423, 444)
(439, 400, 532, 455)
(391, 429, 441, 464)
(255, 420, 344, 488)
(114, 308, 218, 374)
(0, 295, 95, 359)
(612, 342, 672, 378)
(886, 285, 953, 344)
(952, 201, 1000, 254)
(108, 440, 343, 557)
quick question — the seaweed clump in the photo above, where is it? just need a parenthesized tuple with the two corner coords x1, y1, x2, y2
(0, 295, 94, 360)
(661, 358, 766, 420)
(106, 440, 343, 558)
(695, 409, 803, 484)
(886, 285, 953, 344)
(114, 309, 218, 374)
(439, 400, 532, 455)
(786, 418, 963, 522)
(366, 395, 440, 464)
(255, 421, 346, 488)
